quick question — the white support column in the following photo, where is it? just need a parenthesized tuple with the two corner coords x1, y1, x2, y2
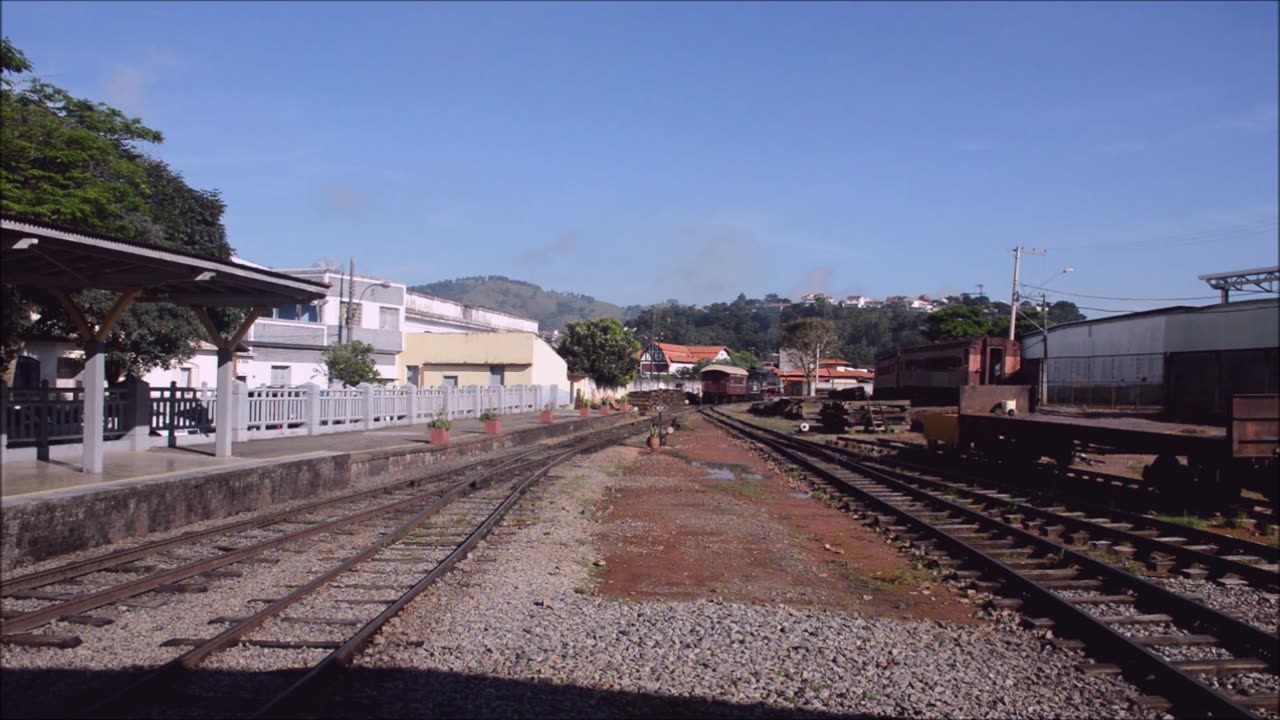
(234, 380, 250, 442)
(81, 341, 106, 473)
(498, 385, 506, 415)
(214, 347, 235, 457)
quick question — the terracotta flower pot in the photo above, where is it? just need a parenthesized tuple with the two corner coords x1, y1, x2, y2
(620, 404, 631, 412)
(540, 411, 554, 424)
(600, 406, 611, 415)
(429, 428, 450, 445)
(646, 435, 661, 451)
(484, 420, 501, 435)
(580, 408, 591, 417)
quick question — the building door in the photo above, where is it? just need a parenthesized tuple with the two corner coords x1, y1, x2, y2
(442, 375, 458, 388)
(179, 367, 194, 388)
(270, 365, 291, 386)
(406, 366, 420, 387)
(986, 348, 1005, 385)
(489, 366, 505, 387)
(14, 356, 40, 389)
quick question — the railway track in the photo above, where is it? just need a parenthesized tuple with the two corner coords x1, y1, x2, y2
(3, 417, 647, 719)
(706, 408, 1279, 719)
(819, 445, 1280, 594)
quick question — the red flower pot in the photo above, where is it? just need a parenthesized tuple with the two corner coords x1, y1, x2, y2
(540, 411, 554, 424)
(580, 408, 591, 417)
(484, 420, 501, 435)
(429, 428, 450, 445)
(600, 406, 611, 415)
(647, 435, 661, 451)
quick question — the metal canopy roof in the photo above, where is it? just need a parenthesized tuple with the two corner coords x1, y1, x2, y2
(700, 363, 748, 376)
(1, 216, 329, 307)
(1197, 266, 1279, 292)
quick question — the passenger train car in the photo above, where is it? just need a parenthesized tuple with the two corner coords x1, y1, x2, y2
(874, 336, 1022, 405)
(700, 364, 749, 404)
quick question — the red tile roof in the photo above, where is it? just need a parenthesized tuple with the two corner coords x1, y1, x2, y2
(653, 342, 729, 364)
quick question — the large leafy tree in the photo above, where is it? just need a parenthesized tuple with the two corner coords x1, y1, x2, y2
(921, 305, 995, 341)
(322, 342, 382, 387)
(780, 318, 838, 397)
(557, 317, 640, 389)
(1, 37, 234, 383)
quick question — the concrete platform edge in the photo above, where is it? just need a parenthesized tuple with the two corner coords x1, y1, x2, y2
(1, 414, 637, 572)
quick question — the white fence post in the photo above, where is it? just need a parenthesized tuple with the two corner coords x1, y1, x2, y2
(497, 385, 505, 415)
(304, 383, 321, 435)
(361, 383, 375, 430)
(405, 384, 417, 425)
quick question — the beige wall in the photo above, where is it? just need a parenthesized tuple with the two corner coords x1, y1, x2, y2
(397, 332, 568, 389)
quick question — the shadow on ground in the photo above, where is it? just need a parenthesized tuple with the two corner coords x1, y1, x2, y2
(2, 667, 891, 719)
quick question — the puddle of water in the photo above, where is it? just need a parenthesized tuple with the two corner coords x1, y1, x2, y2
(689, 461, 738, 481)
(789, 492, 811, 499)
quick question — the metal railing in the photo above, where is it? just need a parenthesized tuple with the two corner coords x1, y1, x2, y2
(2, 382, 129, 458)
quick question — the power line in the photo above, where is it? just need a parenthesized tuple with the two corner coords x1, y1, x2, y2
(1021, 283, 1222, 301)
(1042, 218, 1279, 252)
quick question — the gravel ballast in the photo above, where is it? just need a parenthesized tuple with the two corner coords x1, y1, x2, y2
(351, 443, 1163, 719)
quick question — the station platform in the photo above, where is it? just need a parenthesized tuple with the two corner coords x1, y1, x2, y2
(1, 409, 637, 571)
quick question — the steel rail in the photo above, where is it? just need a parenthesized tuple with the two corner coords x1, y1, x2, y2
(833, 453, 1280, 591)
(74, 446, 566, 719)
(856, 447, 1280, 565)
(0, 444, 544, 595)
(706, 408, 1272, 720)
(250, 420, 646, 719)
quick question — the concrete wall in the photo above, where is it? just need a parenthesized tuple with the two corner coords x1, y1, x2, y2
(397, 332, 567, 389)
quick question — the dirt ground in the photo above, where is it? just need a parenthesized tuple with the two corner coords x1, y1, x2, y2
(593, 413, 982, 625)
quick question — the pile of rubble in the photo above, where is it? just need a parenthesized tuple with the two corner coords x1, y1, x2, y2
(628, 390, 691, 415)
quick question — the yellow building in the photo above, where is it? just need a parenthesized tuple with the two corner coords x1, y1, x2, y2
(397, 332, 570, 390)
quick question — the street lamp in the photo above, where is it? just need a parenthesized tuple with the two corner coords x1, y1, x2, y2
(1022, 268, 1073, 408)
(346, 280, 392, 342)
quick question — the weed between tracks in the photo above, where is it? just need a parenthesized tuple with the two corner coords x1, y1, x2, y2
(1155, 513, 1206, 530)
(825, 559, 930, 591)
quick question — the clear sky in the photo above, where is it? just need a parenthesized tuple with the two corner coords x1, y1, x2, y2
(3, 1, 1277, 315)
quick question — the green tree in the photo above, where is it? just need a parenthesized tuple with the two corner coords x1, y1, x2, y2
(322, 341, 381, 386)
(726, 349, 762, 372)
(1048, 300, 1085, 325)
(557, 317, 641, 389)
(921, 305, 995, 341)
(780, 318, 838, 397)
(1, 37, 234, 383)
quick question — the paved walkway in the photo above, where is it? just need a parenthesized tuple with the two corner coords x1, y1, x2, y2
(0, 409, 599, 499)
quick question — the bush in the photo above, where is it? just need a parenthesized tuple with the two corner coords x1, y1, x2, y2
(479, 410, 499, 422)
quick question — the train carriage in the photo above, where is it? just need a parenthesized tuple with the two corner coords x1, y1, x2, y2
(700, 364, 749, 404)
(874, 336, 1021, 405)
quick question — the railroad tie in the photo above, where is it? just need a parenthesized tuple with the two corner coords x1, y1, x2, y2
(1132, 634, 1219, 647)
(1098, 613, 1174, 625)
(2, 633, 82, 648)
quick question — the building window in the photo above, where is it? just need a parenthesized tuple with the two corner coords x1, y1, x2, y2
(270, 365, 291, 386)
(489, 366, 505, 387)
(379, 307, 398, 331)
(272, 304, 319, 322)
(442, 375, 458, 388)
(406, 366, 420, 387)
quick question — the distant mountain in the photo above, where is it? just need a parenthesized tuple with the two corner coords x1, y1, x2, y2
(408, 276, 626, 331)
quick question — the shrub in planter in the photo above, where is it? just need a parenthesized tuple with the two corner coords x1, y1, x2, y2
(428, 414, 452, 445)
(479, 410, 501, 435)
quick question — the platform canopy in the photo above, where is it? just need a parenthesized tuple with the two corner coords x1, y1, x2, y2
(2, 215, 330, 472)
(1197, 266, 1279, 303)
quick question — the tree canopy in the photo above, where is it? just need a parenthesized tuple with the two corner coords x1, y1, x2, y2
(780, 318, 839, 397)
(557, 317, 640, 389)
(322, 342, 381, 387)
(1, 37, 234, 383)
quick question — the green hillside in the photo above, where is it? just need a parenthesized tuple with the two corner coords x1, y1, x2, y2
(408, 276, 624, 331)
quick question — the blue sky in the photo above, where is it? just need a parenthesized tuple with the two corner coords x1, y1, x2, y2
(3, 1, 1277, 314)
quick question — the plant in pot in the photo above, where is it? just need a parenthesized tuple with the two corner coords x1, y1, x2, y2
(539, 403, 554, 424)
(480, 410, 501, 435)
(600, 399, 612, 415)
(618, 394, 631, 412)
(428, 413, 452, 445)
(578, 396, 591, 417)
(646, 423, 662, 451)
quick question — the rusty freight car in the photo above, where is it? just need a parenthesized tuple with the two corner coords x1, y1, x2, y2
(874, 336, 1021, 405)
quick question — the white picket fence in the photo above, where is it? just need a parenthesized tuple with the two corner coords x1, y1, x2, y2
(232, 383, 565, 440)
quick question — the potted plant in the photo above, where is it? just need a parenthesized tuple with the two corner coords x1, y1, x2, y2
(619, 394, 631, 412)
(578, 396, 591, 418)
(646, 423, 661, 451)
(540, 403, 554, 424)
(428, 413, 452, 445)
(600, 399, 612, 415)
(480, 410, 501, 435)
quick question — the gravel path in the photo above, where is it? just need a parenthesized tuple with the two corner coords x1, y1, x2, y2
(348, 442, 1163, 719)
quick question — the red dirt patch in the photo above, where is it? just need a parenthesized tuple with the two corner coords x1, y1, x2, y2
(594, 415, 983, 625)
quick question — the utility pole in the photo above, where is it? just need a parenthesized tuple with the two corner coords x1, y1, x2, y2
(977, 283, 984, 301)
(1008, 247, 1046, 339)
(346, 256, 355, 344)
(337, 271, 345, 345)
(1040, 292, 1049, 405)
